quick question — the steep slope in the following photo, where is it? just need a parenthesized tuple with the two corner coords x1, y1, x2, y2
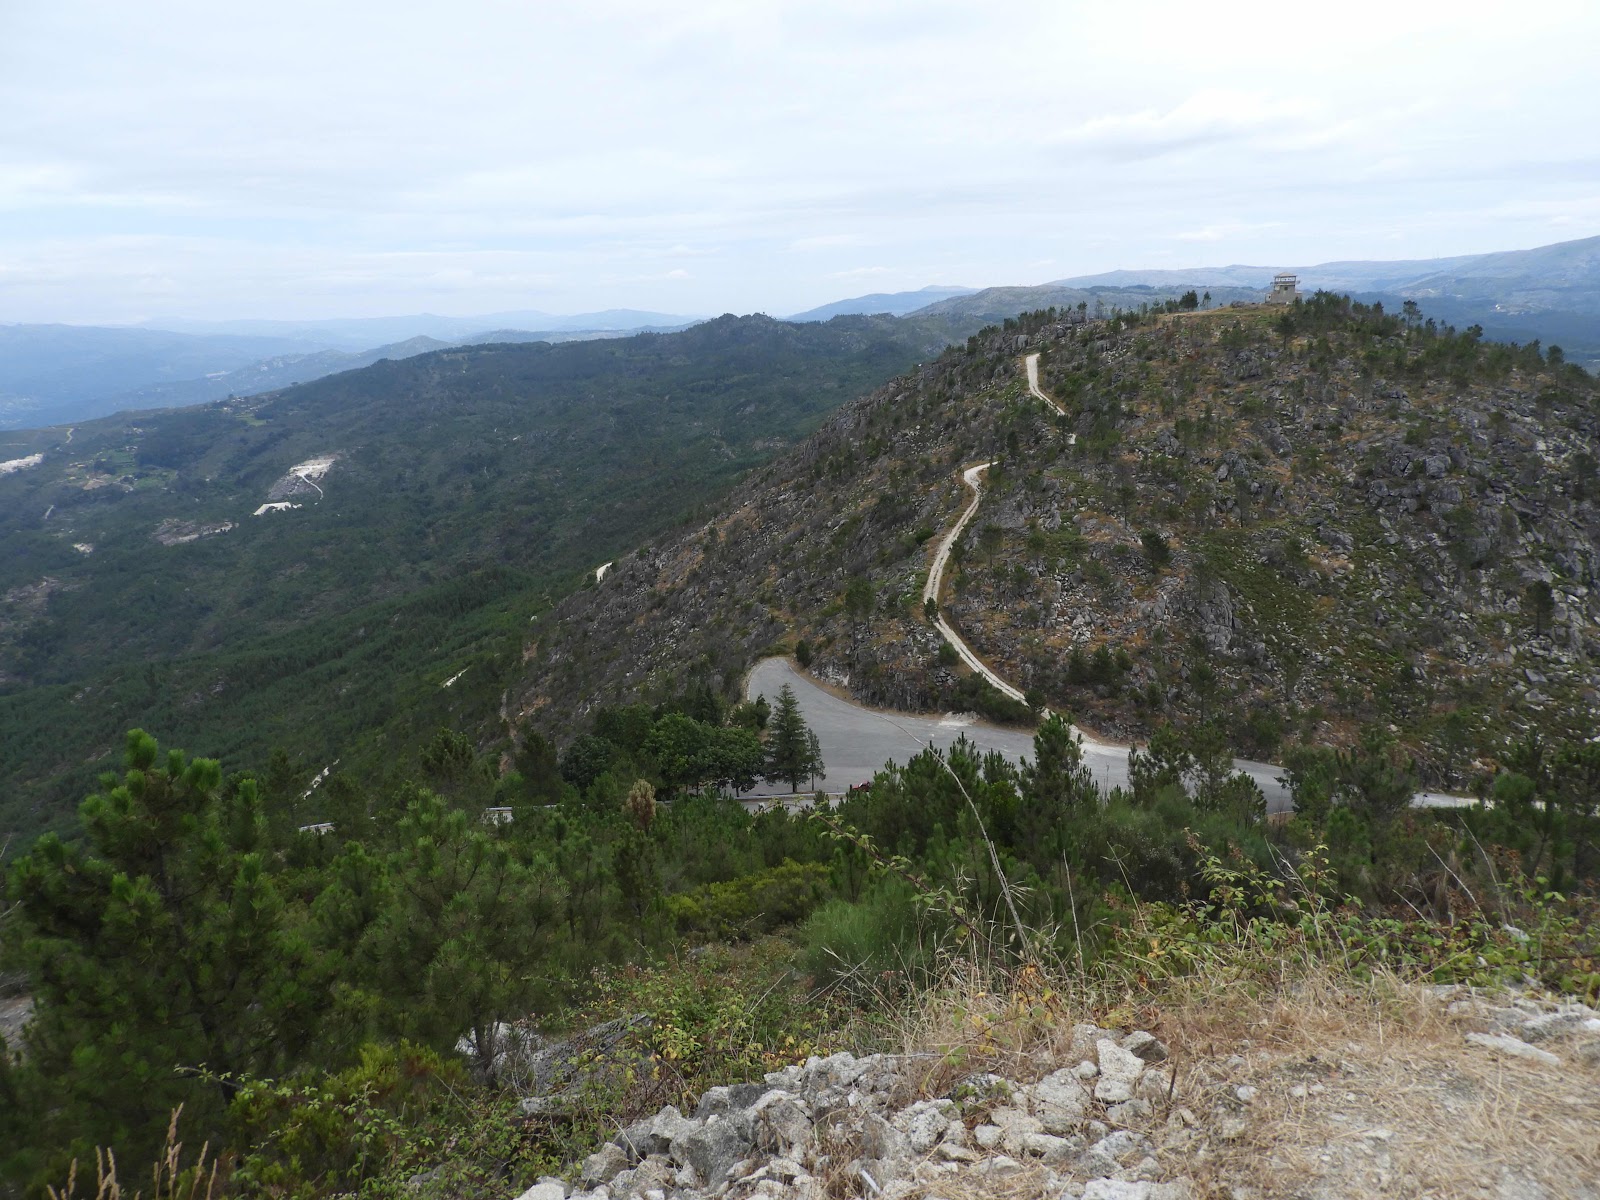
(514, 299, 1599, 790)
(0, 313, 972, 839)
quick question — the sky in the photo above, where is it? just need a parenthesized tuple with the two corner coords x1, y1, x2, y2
(2, 0, 1598, 324)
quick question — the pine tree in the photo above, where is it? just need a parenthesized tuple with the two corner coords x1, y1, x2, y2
(1023, 713, 1097, 815)
(356, 791, 564, 1084)
(3, 731, 317, 1179)
(624, 779, 657, 830)
(765, 684, 823, 793)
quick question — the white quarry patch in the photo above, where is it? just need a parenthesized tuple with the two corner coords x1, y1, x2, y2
(152, 519, 235, 546)
(266, 452, 340, 503)
(299, 760, 338, 802)
(253, 501, 302, 516)
(292, 454, 338, 479)
(0, 453, 44, 475)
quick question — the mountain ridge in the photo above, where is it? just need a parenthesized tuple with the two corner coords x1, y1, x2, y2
(785, 285, 979, 323)
(513, 298, 1599, 792)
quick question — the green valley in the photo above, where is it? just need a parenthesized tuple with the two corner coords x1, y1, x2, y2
(0, 314, 970, 839)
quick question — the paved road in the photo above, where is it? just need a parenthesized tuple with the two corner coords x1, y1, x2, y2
(739, 657, 1295, 811)
(738, 659, 1474, 813)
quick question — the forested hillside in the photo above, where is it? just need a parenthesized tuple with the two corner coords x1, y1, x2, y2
(0, 313, 970, 839)
(2, 298, 1598, 1200)
(516, 297, 1599, 791)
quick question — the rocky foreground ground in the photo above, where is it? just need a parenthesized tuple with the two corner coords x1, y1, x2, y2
(489, 981, 1600, 1200)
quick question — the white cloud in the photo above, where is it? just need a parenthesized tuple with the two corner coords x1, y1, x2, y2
(0, 0, 1597, 320)
(1172, 221, 1285, 244)
(1054, 91, 1308, 160)
(789, 234, 869, 252)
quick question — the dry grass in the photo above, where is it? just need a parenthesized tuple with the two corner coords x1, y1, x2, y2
(932, 1162, 1053, 1200)
(48, 1109, 218, 1200)
(884, 947, 1600, 1200)
(882, 952, 1093, 1099)
(1159, 966, 1600, 1200)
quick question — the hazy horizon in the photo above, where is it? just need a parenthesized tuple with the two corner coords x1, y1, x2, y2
(4, 0, 1598, 324)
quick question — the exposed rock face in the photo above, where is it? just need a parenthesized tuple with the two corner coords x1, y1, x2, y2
(514, 308, 1600, 788)
(489, 986, 1600, 1200)
(524, 1031, 1196, 1200)
(456, 1014, 653, 1107)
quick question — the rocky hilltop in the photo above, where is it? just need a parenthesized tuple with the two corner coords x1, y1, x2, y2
(514, 298, 1599, 788)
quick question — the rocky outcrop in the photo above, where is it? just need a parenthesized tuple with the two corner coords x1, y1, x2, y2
(457, 1015, 654, 1109)
(509, 1025, 1198, 1200)
(493, 984, 1600, 1200)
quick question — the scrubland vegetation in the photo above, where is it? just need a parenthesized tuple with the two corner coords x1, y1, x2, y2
(3, 296, 1599, 1196)
(2, 687, 1595, 1195)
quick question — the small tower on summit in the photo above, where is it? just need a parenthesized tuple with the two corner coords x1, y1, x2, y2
(1267, 273, 1299, 305)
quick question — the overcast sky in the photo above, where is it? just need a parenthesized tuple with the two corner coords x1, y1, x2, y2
(2, 0, 1597, 323)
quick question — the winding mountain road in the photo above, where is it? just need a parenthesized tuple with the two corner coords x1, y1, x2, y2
(1024, 352, 1072, 430)
(742, 352, 1470, 813)
(917, 353, 1071, 699)
(921, 462, 1026, 703)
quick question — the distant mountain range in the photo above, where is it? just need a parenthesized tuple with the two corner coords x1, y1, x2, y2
(1051, 235, 1600, 367)
(908, 283, 1264, 323)
(793, 236, 1600, 368)
(0, 313, 705, 430)
(144, 308, 705, 349)
(1052, 235, 1600, 303)
(5, 235, 1596, 431)
(785, 286, 978, 322)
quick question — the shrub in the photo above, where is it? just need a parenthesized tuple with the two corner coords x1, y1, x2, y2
(667, 860, 832, 940)
(800, 878, 943, 994)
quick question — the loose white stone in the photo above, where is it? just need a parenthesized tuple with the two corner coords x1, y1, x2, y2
(1095, 1038, 1145, 1103)
(1465, 1032, 1561, 1066)
(1031, 1068, 1090, 1133)
(1083, 1180, 1152, 1200)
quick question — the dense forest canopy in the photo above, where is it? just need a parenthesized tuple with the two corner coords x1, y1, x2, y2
(0, 313, 967, 840)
